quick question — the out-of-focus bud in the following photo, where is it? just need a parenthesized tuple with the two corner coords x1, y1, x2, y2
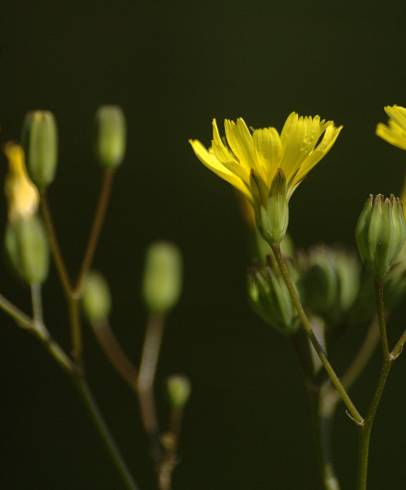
(82, 271, 112, 324)
(4, 143, 39, 223)
(300, 246, 360, 325)
(252, 169, 289, 245)
(167, 375, 191, 408)
(247, 260, 299, 335)
(5, 215, 49, 284)
(356, 194, 406, 279)
(21, 111, 58, 190)
(95, 105, 126, 168)
(142, 242, 182, 314)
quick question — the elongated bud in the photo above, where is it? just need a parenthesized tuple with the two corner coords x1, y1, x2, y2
(142, 242, 182, 314)
(4, 143, 39, 223)
(82, 271, 112, 323)
(95, 105, 126, 168)
(356, 194, 406, 279)
(5, 215, 49, 284)
(300, 246, 360, 325)
(167, 375, 191, 408)
(253, 169, 289, 245)
(21, 111, 58, 189)
(247, 261, 299, 335)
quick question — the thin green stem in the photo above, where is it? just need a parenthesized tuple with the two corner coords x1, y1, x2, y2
(73, 376, 139, 490)
(74, 168, 114, 295)
(0, 293, 33, 330)
(356, 281, 393, 490)
(272, 243, 364, 426)
(323, 319, 380, 414)
(292, 336, 341, 490)
(40, 193, 72, 296)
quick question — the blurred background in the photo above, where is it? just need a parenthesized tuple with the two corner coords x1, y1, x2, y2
(1, 1, 406, 489)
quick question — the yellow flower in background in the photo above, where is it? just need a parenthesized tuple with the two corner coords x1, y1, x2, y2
(190, 113, 342, 243)
(4, 143, 39, 222)
(376, 105, 406, 150)
(189, 113, 342, 204)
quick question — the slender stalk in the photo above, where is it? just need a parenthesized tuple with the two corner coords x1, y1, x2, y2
(356, 281, 393, 490)
(69, 297, 83, 366)
(158, 407, 184, 490)
(74, 169, 114, 295)
(31, 283, 44, 326)
(40, 193, 72, 296)
(138, 314, 166, 461)
(36, 175, 139, 489)
(0, 293, 33, 330)
(391, 327, 406, 359)
(323, 320, 380, 415)
(73, 376, 139, 490)
(91, 319, 138, 389)
(272, 243, 364, 426)
(291, 335, 340, 490)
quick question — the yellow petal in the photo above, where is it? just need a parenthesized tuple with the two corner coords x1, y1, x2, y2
(292, 124, 343, 192)
(189, 139, 252, 199)
(376, 121, 406, 151)
(384, 105, 406, 132)
(4, 143, 39, 222)
(211, 119, 250, 183)
(253, 127, 282, 187)
(279, 112, 308, 180)
(224, 118, 257, 171)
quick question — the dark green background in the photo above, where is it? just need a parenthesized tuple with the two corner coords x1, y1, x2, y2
(1, 1, 406, 489)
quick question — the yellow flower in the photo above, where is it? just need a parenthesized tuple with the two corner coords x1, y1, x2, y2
(4, 143, 39, 222)
(376, 105, 406, 150)
(189, 112, 342, 205)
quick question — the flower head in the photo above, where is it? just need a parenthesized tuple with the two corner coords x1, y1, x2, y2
(189, 112, 342, 204)
(4, 143, 39, 223)
(190, 112, 342, 243)
(376, 105, 406, 150)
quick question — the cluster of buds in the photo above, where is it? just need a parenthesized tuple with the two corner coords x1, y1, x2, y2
(3, 106, 127, 287)
(4, 143, 49, 285)
(247, 193, 406, 334)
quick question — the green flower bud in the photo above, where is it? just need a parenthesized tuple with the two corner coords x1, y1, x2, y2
(300, 246, 360, 325)
(21, 111, 58, 190)
(142, 242, 182, 314)
(356, 194, 406, 279)
(253, 169, 289, 245)
(95, 105, 126, 168)
(5, 215, 49, 284)
(247, 261, 299, 335)
(167, 375, 191, 408)
(82, 271, 112, 324)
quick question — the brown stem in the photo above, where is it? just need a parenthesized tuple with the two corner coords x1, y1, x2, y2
(74, 168, 114, 295)
(137, 314, 166, 462)
(40, 192, 72, 296)
(91, 319, 138, 389)
(158, 407, 184, 490)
